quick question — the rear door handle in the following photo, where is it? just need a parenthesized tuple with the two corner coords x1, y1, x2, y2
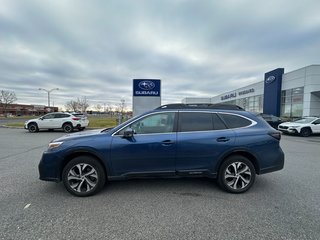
(216, 137, 230, 142)
(161, 140, 175, 146)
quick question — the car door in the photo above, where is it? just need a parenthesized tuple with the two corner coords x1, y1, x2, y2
(311, 119, 320, 133)
(110, 112, 177, 176)
(37, 113, 56, 129)
(54, 113, 70, 128)
(176, 112, 235, 174)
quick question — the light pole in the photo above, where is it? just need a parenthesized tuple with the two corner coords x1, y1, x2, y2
(38, 88, 59, 107)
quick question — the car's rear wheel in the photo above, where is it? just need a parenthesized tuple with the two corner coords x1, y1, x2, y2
(63, 123, 73, 133)
(300, 127, 312, 137)
(62, 156, 106, 197)
(218, 155, 255, 193)
(28, 123, 38, 133)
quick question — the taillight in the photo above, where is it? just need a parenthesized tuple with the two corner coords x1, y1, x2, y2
(268, 131, 281, 140)
(72, 118, 80, 120)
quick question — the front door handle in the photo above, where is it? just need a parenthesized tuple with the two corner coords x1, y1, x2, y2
(161, 140, 175, 146)
(216, 137, 230, 142)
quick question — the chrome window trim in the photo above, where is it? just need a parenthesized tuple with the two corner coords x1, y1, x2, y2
(112, 110, 257, 136)
(178, 111, 257, 130)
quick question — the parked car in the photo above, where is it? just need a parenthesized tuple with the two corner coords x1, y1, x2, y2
(25, 112, 89, 133)
(278, 116, 320, 137)
(254, 113, 283, 129)
(39, 104, 284, 197)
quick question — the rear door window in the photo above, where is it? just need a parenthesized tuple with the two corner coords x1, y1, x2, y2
(55, 113, 70, 118)
(179, 112, 213, 132)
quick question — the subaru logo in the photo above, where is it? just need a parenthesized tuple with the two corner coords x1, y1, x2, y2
(138, 81, 155, 90)
(265, 76, 276, 84)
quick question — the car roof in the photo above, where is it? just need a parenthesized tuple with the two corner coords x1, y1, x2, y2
(156, 103, 244, 111)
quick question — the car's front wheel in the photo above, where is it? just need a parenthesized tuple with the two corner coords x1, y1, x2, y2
(218, 155, 256, 193)
(62, 156, 106, 197)
(28, 123, 39, 133)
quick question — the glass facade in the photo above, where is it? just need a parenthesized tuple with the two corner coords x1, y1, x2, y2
(281, 87, 304, 118)
(223, 95, 263, 113)
(221, 87, 304, 118)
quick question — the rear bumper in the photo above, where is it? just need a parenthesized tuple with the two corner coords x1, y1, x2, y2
(259, 148, 284, 174)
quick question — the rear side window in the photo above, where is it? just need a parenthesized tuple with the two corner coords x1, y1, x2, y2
(212, 113, 227, 130)
(219, 113, 252, 129)
(179, 112, 213, 132)
(55, 114, 70, 118)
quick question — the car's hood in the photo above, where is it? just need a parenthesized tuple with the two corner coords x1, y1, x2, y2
(280, 122, 306, 126)
(54, 129, 106, 142)
(25, 118, 38, 122)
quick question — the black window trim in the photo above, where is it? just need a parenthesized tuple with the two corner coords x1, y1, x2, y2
(217, 112, 257, 129)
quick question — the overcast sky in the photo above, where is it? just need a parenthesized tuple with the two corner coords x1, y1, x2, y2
(1, 0, 319, 110)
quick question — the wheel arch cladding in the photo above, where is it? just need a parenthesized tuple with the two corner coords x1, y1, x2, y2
(60, 152, 108, 180)
(62, 122, 73, 127)
(218, 151, 260, 175)
(28, 122, 38, 127)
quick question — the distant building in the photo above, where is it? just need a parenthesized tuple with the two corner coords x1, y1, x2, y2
(182, 65, 320, 118)
(0, 103, 58, 116)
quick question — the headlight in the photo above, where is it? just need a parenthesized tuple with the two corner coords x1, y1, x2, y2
(48, 142, 63, 149)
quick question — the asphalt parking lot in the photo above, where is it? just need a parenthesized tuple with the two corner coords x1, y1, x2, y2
(0, 127, 319, 240)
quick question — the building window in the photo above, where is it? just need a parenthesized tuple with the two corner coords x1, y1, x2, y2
(281, 87, 304, 118)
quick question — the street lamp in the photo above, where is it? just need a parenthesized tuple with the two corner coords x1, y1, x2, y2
(38, 88, 59, 107)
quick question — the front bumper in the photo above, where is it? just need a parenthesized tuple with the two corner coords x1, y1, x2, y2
(39, 151, 64, 182)
(278, 128, 298, 134)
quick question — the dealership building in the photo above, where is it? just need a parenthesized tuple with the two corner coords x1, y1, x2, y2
(182, 65, 320, 118)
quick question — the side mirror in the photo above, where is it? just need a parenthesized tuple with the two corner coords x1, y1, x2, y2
(123, 128, 134, 138)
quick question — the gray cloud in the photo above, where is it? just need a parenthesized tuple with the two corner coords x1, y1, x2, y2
(0, 0, 319, 109)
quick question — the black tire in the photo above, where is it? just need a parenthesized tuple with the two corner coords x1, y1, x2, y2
(218, 155, 256, 193)
(28, 123, 39, 133)
(300, 128, 312, 137)
(63, 123, 73, 133)
(78, 127, 85, 131)
(62, 156, 106, 197)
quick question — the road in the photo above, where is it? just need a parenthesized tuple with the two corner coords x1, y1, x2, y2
(0, 128, 319, 240)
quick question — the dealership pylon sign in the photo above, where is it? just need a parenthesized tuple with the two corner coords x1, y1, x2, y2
(133, 79, 161, 116)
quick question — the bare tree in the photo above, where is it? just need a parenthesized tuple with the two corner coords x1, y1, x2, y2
(64, 100, 79, 112)
(95, 104, 102, 113)
(77, 96, 89, 113)
(117, 99, 126, 114)
(104, 103, 113, 114)
(0, 90, 17, 117)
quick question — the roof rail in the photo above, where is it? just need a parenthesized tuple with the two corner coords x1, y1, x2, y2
(156, 103, 245, 110)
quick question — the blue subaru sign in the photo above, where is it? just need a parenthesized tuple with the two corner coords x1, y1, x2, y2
(133, 79, 161, 97)
(263, 68, 284, 117)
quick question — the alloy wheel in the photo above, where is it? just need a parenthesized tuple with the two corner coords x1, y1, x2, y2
(67, 163, 98, 193)
(224, 162, 252, 190)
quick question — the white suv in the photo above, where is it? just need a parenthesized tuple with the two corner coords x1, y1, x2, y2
(24, 112, 89, 133)
(278, 117, 320, 137)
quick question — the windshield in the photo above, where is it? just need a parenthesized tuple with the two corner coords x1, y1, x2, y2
(294, 117, 316, 123)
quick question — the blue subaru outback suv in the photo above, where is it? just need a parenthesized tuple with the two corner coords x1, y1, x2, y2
(39, 104, 284, 196)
